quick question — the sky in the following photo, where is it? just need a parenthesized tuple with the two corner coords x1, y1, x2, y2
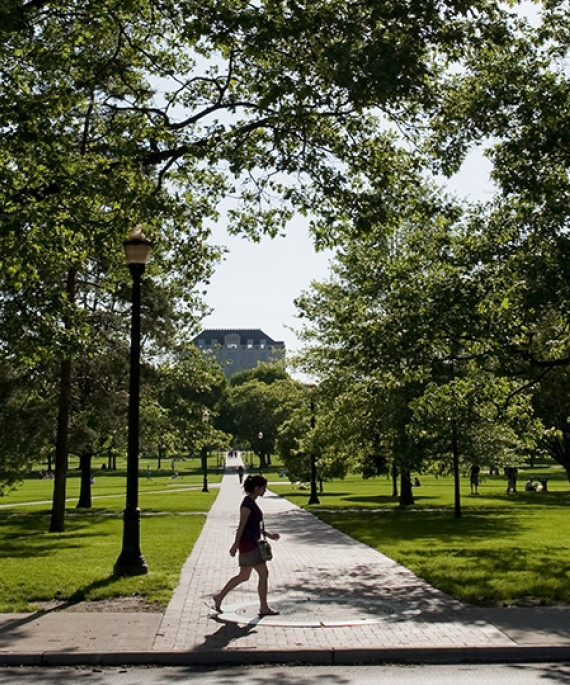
(200, 151, 495, 363)
(201, 217, 333, 357)
(197, 3, 539, 365)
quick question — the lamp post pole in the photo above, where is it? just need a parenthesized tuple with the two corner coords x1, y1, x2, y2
(114, 226, 151, 576)
(258, 431, 263, 471)
(307, 385, 320, 505)
(202, 409, 210, 492)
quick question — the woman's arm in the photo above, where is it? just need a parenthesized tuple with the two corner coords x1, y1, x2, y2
(229, 506, 251, 556)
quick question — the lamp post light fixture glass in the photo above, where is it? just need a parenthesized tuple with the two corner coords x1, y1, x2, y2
(114, 225, 152, 576)
(257, 431, 264, 471)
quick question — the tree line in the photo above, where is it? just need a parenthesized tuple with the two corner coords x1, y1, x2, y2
(1, 0, 569, 525)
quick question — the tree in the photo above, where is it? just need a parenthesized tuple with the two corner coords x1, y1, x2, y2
(70, 349, 130, 508)
(532, 365, 570, 483)
(422, 4, 570, 375)
(229, 362, 289, 388)
(0, 0, 546, 521)
(0, 362, 56, 493)
(276, 383, 350, 488)
(294, 154, 548, 507)
(142, 345, 228, 463)
(221, 375, 304, 468)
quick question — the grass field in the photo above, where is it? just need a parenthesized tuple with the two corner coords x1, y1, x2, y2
(271, 465, 570, 607)
(2, 457, 569, 611)
(0, 455, 221, 612)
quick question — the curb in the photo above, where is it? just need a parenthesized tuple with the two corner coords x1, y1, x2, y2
(2, 645, 570, 667)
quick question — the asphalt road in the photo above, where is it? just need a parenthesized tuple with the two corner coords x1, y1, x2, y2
(1, 663, 570, 684)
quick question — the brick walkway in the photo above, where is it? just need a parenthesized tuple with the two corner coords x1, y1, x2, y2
(153, 472, 512, 660)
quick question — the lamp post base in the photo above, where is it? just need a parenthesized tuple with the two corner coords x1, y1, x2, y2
(113, 554, 149, 577)
(114, 507, 149, 576)
(201, 445, 209, 492)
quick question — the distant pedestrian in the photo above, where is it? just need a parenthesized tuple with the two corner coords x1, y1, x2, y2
(146, 466, 151, 481)
(470, 464, 480, 494)
(237, 465, 244, 484)
(212, 474, 280, 617)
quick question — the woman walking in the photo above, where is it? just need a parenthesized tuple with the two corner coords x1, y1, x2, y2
(213, 474, 280, 616)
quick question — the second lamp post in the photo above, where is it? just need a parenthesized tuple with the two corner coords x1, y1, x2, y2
(114, 226, 151, 576)
(307, 384, 320, 505)
(201, 409, 210, 492)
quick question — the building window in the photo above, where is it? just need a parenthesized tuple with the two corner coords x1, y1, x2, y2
(227, 343, 238, 349)
(260, 339, 266, 349)
(247, 339, 254, 349)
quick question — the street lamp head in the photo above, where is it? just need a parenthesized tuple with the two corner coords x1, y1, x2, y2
(123, 225, 152, 265)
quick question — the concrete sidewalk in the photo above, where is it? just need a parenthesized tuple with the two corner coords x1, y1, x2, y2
(1, 471, 570, 666)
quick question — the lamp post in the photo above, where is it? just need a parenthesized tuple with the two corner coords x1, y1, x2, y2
(201, 409, 210, 492)
(307, 384, 320, 505)
(114, 225, 151, 576)
(257, 431, 263, 471)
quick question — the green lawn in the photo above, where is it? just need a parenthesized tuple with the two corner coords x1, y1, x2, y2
(2, 459, 569, 611)
(271, 466, 570, 607)
(0, 456, 220, 612)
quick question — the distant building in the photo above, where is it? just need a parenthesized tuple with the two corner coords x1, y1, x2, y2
(192, 328, 286, 379)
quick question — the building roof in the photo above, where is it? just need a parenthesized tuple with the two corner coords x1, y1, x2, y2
(192, 329, 285, 347)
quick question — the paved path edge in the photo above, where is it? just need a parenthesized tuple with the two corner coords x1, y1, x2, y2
(2, 644, 570, 667)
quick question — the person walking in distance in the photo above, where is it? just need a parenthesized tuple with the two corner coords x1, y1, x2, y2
(213, 474, 280, 616)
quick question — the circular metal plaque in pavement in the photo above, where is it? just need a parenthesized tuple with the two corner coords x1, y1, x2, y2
(216, 596, 421, 627)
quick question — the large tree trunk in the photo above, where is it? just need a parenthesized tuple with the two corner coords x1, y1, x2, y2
(256, 450, 266, 470)
(452, 418, 462, 519)
(49, 267, 76, 533)
(49, 357, 72, 532)
(107, 447, 117, 471)
(399, 470, 414, 506)
(546, 436, 570, 486)
(77, 451, 93, 508)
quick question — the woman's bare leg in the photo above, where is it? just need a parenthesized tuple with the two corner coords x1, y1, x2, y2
(254, 563, 278, 614)
(213, 566, 252, 612)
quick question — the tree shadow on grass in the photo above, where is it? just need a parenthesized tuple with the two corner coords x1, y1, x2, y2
(312, 509, 518, 547)
(340, 493, 436, 507)
(278, 490, 351, 499)
(0, 510, 120, 559)
(297, 509, 570, 606)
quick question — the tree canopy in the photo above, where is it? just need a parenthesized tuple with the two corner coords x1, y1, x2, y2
(4, 0, 570, 505)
